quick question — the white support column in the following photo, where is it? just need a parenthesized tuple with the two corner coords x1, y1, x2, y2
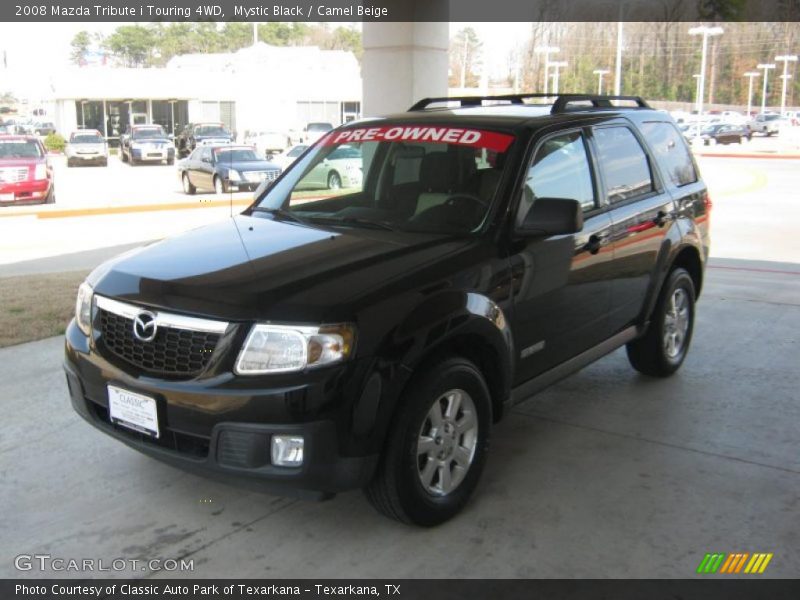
(362, 22, 449, 116)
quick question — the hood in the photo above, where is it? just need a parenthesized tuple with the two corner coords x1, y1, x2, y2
(131, 137, 171, 144)
(220, 160, 279, 172)
(90, 215, 471, 322)
(0, 157, 44, 167)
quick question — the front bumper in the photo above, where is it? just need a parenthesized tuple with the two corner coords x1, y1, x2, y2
(131, 147, 175, 162)
(69, 153, 107, 164)
(0, 179, 51, 203)
(63, 320, 378, 497)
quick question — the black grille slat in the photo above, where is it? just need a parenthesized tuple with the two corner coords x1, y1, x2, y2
(98, 309, 219, 377)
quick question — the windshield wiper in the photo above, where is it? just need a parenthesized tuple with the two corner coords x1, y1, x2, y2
(306, 215, 398, 232)
(252, 207, 310, 225)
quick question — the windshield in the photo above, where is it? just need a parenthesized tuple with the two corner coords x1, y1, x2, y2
(254, 124, 515, 234)
(214, 148, 259, 162)
(764, 115, 780, 121)
(71, 134, 104, 144)
(307, 123, 333, 132)
(132, 128, 166, 139)
(0, 140, 43, 158)
(195, 125, 229, 136)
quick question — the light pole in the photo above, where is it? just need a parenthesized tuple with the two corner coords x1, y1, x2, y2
(775, 55, 798, 114)
(743, 71, 760, 117)
(692, 74, 702, 137)
(593, 69, 610, 94)
(535, 45, 559, 96)
(688, 26, 724, 118)
(614, 22, 623, 95)
(757, 63, 776, 113)
(551, 61, 568, 95)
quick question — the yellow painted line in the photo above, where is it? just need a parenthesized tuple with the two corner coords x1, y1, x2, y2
(0, 198, 252, 220)
(758, 553, 773, 573)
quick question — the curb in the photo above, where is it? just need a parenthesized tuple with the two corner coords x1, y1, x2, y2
(696, 152, 800, 159)
(0, 198, 253, 220)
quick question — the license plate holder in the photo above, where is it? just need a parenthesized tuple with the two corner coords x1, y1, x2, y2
(108, 386, 160, 438)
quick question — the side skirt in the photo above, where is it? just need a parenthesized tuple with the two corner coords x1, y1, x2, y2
(510, 325, 640, 406)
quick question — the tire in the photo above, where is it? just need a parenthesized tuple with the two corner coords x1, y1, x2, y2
(364, 356, 492, 526)
(327, 171, 342, 190)
(626, 268, 696, 377)
(182, 173, 196, 195)
(121, 149, 128, 163)
(167, 157, 174, 166)
(44, 187, 55, 205)
(214, 175, 228, 194)
(67, 159, 74, 168)
(101, 159, 108, 167)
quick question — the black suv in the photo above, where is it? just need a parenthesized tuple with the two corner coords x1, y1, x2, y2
(64, 94, 709, 526)
(175, 122, 235, 157)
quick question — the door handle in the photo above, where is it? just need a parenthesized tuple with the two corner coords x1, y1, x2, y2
(654, 210, 674, 227)
(584, 232, 609, 255)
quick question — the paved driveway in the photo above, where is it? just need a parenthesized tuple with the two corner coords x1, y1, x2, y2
(1, 261, 798, 579)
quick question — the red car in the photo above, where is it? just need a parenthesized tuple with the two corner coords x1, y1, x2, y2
(0, 134, 54, 205)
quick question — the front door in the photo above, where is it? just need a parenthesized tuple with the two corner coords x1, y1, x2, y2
(509, 129, 615, 385)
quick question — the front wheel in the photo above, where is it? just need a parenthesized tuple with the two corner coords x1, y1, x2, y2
(364, 356, 492, 526)
(327, 171, 341, 190)
(214, 175, 228, 194)
(626, 268, 696, 377)
(182, 172, 196, 195)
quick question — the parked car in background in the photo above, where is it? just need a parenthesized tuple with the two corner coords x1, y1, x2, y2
(783, 111, 800, 126)
(33, 121, 56, 136)
(270, 143, 308, 171)
(66, 130, 109, 167)
(301, 122, 334, 144)
(175, 123, 234, 157)
(244, 130, 292, 158)
(0, 134, 54, 205)
(749, 113, 786, 136)
(121, 124, 175, 166)
(699, 123, 751, 145)
(178, 145, 281, 194)
(297, 143, 362, 190)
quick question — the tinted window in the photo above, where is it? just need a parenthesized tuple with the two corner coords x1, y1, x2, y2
(593, 127, 654, 203)
(640, 122, 697, 187)
(287, 145, 307, 158)
(0, 140, 43, 158)
(517, 131, 595, 226)
(214, 148, 259, 162)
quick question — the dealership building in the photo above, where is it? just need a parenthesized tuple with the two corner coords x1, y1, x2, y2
(46, 42, 362, 142)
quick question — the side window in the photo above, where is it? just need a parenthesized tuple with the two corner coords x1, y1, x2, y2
(593, 126, 654, 203)
(517, 131, 595, 227)
(639, 122, 697, 187)
(200, 147, 212, 162)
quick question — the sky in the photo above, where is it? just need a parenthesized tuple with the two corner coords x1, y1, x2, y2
(0, 22, 530, 95)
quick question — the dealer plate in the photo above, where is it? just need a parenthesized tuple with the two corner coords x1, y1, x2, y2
(0, 193, 14, 201)
(108, 386, 160, 438)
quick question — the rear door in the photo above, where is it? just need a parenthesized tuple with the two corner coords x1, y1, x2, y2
(509, 128, 615, 384)
(589, 121, 676, 333)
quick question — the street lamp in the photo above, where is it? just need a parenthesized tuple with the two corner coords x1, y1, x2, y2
(593, 69, 610, 94)
(688, 26, 724, 117)
(550, 61, 568, 95)
(535, 45, 560, 96)
(757, 63, 776, 113)
(775, 55, 798, 114)
(743, 71, 760, 117)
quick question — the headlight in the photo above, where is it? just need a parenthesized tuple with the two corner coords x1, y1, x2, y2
(75, 282, 94, 336)
(227, 170, 241, 182)
(34, 163, 47, 180)
(235, 323, 355, 374)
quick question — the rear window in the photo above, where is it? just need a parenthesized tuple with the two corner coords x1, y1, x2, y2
(195, 125, 229, 136)
(640, 122, 697, 187)
(0, 139, 43, 158)
(132, 127, 166, 139)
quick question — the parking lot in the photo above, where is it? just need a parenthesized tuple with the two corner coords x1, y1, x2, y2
(1, 153, 799, 579)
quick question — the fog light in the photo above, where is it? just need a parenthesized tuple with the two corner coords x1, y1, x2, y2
(271, 435, 304, 467)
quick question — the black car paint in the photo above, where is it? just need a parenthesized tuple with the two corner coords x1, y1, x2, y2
(64, 106, 709, 496)
(175, 123, 235, 157)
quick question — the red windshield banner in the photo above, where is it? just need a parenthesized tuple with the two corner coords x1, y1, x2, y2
(321, 126, 515, 152)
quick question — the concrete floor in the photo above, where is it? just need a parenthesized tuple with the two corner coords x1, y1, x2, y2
(1, 261, 798, 579)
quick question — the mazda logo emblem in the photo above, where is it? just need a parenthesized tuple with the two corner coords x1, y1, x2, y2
(132, 310, 158, 342)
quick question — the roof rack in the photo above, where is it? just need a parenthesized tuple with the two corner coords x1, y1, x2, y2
(408, 93, 651, 114)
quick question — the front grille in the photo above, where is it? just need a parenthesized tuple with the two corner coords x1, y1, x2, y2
(0, 167, 28, 183)
(243, 169, 280, 183)
(98, 309, 220, 377)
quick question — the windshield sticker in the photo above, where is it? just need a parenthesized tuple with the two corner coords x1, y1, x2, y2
(322, 126, 514, 152)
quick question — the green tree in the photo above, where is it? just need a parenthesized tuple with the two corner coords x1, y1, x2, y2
(70, 31, 91, 66)
(104, 25, 157, 67)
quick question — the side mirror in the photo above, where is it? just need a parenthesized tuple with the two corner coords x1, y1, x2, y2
(518, 198, 584, 236)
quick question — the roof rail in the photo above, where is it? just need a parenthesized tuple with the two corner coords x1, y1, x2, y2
(408, 93, 651, 113)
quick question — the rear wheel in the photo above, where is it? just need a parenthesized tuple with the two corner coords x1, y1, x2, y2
(364, 356, 492, 526)
(214, 175, 228, 194)
(182, 173, 196, 195)
(626, 268, 696, 377)
(121, 149, 128, 163)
